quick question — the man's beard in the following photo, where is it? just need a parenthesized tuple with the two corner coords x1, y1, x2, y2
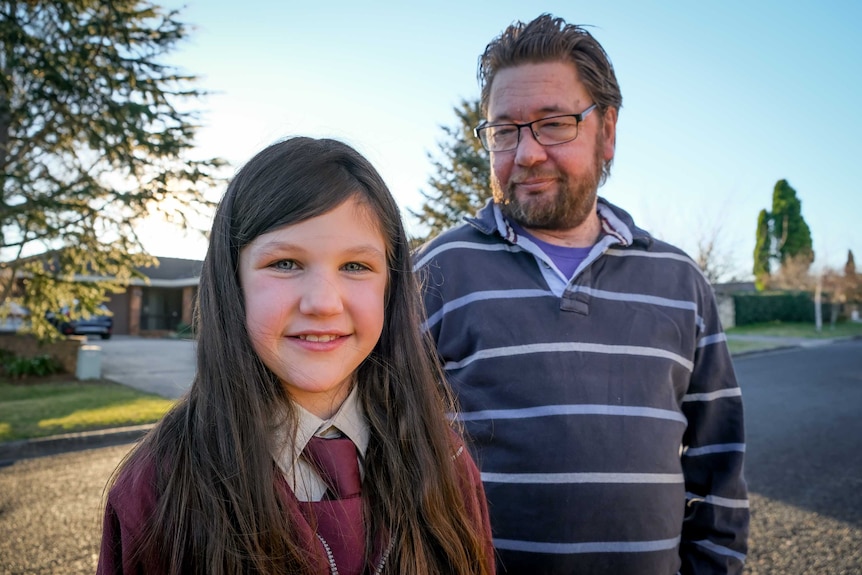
(492, 132, 605, 231)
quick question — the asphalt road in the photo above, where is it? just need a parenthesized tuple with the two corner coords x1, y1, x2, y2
(734, 339, 862, 574)
(0, 340, 860, 574)
(0, 444, 127, 574)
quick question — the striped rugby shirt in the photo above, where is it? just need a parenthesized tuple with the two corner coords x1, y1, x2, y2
(415, 198, 749, 574)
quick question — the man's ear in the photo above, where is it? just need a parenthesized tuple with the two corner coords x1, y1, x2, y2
(602, 107, 618, 162)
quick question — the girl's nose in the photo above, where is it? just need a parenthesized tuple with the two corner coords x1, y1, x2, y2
(298, 276, 344, 316)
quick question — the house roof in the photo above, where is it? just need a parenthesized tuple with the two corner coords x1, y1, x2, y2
(135, 256, 204, 287)
(10, 251, 206, 289)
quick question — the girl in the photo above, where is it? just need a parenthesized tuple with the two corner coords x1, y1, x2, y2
(97, 137, 495, 575)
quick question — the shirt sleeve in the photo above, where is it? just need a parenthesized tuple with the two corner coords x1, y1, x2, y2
(679, 289, 750, 574)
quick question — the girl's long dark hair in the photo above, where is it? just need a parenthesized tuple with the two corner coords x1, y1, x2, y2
(109, 137, 491, 574)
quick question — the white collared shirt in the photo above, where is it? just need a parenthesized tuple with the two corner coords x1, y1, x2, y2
(272, 386, 370, 502)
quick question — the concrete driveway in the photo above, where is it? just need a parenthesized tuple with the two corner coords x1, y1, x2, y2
(93, 335, 196, 399)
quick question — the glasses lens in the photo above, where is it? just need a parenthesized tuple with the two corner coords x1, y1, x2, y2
(535, 117, 579, 146)
(482, 125, 519, 152)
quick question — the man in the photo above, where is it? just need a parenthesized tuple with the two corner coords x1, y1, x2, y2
(415, 14, 749, 574)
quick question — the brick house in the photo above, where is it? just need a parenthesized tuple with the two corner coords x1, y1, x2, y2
(104, 257, 203, 336)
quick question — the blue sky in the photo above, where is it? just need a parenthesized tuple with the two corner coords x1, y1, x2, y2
(145, 0, 861, 278)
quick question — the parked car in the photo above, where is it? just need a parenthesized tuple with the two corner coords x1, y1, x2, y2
(0, 302, 29, 333)
(47, 304, 113, 339)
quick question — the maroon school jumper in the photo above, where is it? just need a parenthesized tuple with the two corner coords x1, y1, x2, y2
(96, 437, 495, 574)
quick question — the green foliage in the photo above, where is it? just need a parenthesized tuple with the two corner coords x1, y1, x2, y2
(0, 348, 13, 364)
(174, 320, 195, 339)
(843, 249, 861, 303)
(0, 0, 226, 340)
(771, 179, 814, 265)
(751, 179, 815, 287)
(1, 351, 62, 378)
(753, 209, 771, 289)
(409, 98, 491, 243)
(733, 291, 828, 325)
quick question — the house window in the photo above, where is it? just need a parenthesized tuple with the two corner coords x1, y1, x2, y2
(140, 287, 184, 331)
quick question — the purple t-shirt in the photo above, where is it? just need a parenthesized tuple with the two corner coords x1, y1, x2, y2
(511, 222, 592, 279)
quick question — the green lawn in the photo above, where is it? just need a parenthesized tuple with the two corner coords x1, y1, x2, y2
(725, 321, 862, 355)
(727, 320, 862, 339)
(0, 379, 175, 442)
(724, 338, 786, 355)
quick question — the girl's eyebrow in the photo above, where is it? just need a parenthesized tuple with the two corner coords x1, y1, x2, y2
(254, 241, 386, 261)
(346, 246, 387, 262)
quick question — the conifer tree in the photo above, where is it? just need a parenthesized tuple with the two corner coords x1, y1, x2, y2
(845, 249, 856, 278)
(753, 209, 771, 289)
(0, 0, 224, 339)
(410, 98, 490, 243)
(751, 179, 815, 289)
(845, 249, 860, 303)
(771, 179, 814, 265)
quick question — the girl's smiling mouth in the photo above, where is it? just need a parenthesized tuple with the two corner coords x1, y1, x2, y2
(296, 333, 342, 343)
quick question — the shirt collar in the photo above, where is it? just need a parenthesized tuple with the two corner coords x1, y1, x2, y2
(272, 384, 370, 475)
(482, 198, 636, 248)
(297, 385, 370, 456)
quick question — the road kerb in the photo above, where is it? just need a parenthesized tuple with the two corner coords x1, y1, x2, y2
(0, 424, 153, 465)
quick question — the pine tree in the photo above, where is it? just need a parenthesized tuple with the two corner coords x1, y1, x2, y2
(753, 209, 771, 289)
(751, 179, 815, 290)
(845, 249, 860, 303)
(771, 179, 814, 265)
(409, 98, 490, 243)
(0, 0, 224, 339)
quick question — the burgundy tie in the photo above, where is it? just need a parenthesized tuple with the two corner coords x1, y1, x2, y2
(303, 435, 361, 499)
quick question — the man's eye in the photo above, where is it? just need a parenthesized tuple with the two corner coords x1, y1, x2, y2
(492, 126, 517, 138)
(539, 119, 576, 130)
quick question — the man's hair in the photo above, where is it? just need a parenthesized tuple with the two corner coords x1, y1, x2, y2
(111, 137, 492, 574)
(479, 13, 622, 117)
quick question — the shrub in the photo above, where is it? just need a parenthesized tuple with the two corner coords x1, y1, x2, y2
(733, 291, 830, 326)
(0, 349, 15, 364)
(2, 353, 63, 378)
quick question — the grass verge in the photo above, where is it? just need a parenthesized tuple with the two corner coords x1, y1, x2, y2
(725, 321, 862, 355)
(725, 339, 786, 355)
(0, 378, 174, 442)
(727, 320, 862, 339)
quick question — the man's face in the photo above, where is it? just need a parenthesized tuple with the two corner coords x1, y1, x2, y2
(487, 60, 617, 232)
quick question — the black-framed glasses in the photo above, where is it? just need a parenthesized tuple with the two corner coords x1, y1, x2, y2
(474, 104, 598, 152)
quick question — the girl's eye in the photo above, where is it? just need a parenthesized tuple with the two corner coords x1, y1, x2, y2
(342, 262, 368, 272)
(273, 260, 298, 271)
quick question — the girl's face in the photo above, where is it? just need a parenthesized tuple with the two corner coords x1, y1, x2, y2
(238, 195, 388, 419)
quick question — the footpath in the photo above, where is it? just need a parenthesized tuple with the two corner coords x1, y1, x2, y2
(0, 334, 857, 464)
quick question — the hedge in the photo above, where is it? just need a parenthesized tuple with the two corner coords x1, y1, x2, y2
(732, 291, 831, 326)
